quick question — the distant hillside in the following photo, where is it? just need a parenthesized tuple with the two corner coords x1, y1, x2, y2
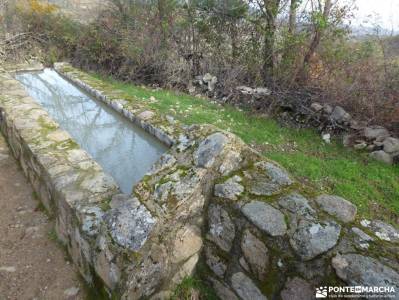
(46, 0, 105, 21)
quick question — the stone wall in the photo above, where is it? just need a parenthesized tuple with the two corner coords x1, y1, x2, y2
(1, 62, 398, 299)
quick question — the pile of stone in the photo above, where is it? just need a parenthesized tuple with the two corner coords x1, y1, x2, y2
(191, 73, 218, 95)
(189, 72, 398, 165)
(346, 126, 399, 165)
(236, 86, 271, 98)
(310, 102, 399, 165)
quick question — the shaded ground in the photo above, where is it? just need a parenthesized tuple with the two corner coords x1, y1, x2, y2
(0, 134, 86, 300)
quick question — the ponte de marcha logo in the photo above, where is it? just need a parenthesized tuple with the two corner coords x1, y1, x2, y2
(316, 286, 328, 298)
(315, 285, 396, 298)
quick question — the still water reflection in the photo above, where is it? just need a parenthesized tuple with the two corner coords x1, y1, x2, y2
(16, 69, 166, 194)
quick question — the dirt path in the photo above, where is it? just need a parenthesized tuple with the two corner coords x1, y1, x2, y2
(0, 134, 87, 300)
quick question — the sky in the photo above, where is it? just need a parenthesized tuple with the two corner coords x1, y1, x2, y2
(353, 0, 399, 32)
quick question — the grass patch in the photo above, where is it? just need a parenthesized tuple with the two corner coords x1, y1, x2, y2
(88, 72, 399, 222)
(47, 228, 58, 241)
(172, 276, 218, 300)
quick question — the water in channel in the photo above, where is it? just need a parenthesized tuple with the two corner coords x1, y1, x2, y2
(16, 69, 167, 194)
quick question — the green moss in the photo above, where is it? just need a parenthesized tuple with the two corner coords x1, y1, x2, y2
(47, 228, 58, 241)
(84, 266, 120, 300)
(56, 139, 79, 151)
(99, 200, 111, 212)
(37, 116, 58, 133)
(172, 276, 219, 300)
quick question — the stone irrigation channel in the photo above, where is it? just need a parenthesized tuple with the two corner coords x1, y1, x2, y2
(0, 62, 398, 299)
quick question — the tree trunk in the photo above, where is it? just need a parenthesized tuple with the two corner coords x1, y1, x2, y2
(298, 0, 332, 81)
(288, 0, 297, 34)
(231, 22, 238, 63)
(261, 0, 281, 85)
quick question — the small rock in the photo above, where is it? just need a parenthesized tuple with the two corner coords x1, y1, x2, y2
(241, 230, 269, 281)
(342, 134, 353, 147)
(323, 104, 333, 114)
(363, 126, 390, 141)
(173, 226, 202, 263)
(332, 254, 399, 298)
(0, 266, 16, 272)
(207, 204, 235, 252)
(231, 272, 267, 300)
(351, 227, 374, 249)
(242, 201, 287, 236)
(295, 258, 327, 280)
(239, 257, 250, 272)
(219, 150, 241, 175)
(315, 195, 357, 223)
(278, 193, 315, 219)
(310, 102, 323, 112)
(138, 110, 155, 121)
(354, 142, 367, 150)
(277, 259, 284, 268)
(176, 135, 194, 152)
(248, 181, 282, 196)
(172, 254, 199, 284)
(205, 247, 227, 278)
(166, 115, 175, 124)
(207, 76, 218, 92)
(322, 133, 331, 143)
(290, 221, 341, 261)
(360, 219, 371, 227)
(361, 220, 399, 242)
(24, 226, 40, 238)
(330, 106, 351, 123)
(64, 287, 80, 298)
(253, 87, 271, 96)
(214, 176, 244, 200)
(370, 150, 393, 165)
(280, 277, 313, 300)
(383, 137, 399, 154)
(104, 198, 156, 251)
(209, 278, 239, 300)
(188, 86, 196, 95)
(203, 73, 214, 82)
(248, 162, 292, 196)
(194, 133, 227, 168)
(258, 161, 293, 186)
(236, 86, 254, 95)
(350, 119, 366, 130)
(351, 227, 374, 242)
